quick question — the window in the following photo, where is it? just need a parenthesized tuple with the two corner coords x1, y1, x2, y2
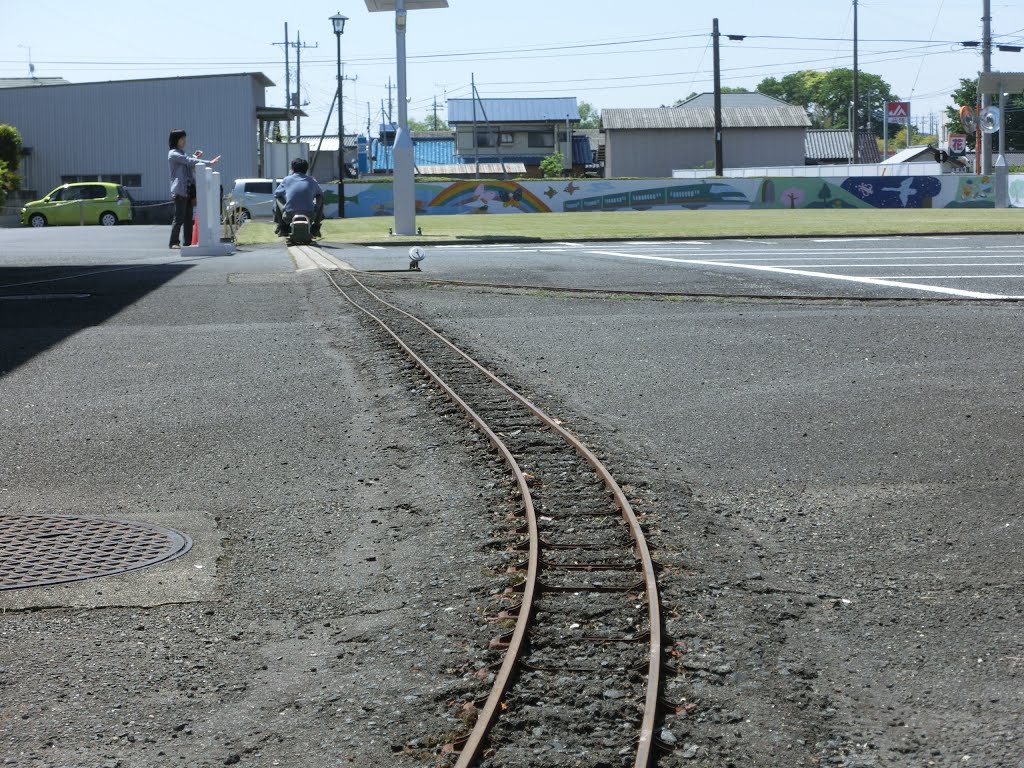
(62, 173, 142, 187)
(101, 173, 142, 187)
(528, 132, 555, 148)
(82, 185, 107, 200)
(61, 174, 98, 185)
(245, 182, 274, 194)
(476, 131, 513, 148)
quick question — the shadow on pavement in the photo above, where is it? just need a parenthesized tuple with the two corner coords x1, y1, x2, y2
(0, 263, 192, 377)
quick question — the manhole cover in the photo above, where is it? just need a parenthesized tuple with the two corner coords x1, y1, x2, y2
(0, 514, 192, 590)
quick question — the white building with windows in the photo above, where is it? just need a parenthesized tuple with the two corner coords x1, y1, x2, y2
(447, 97, 587, 176)
(0, 73, 299, 218)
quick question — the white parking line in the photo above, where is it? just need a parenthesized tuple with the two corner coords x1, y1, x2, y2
(865, 275, 1024, 280)
(590, 250, 1019, 299)
(625, 240, 712, 245)
(681, 253, 1024, 263)
(765, 262, 1024, 269)
(811, 237, 898, 243)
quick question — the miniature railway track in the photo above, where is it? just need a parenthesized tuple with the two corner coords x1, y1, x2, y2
(323, 270, 663, 767)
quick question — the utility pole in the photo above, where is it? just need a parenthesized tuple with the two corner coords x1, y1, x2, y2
(432, 95, 439, 131)
(713, 18, 724, 176)
(272, 23, 291, 141)
(387, 78, 395, 126)
(852, 0, 860, 164)
(471, 73, 480, 179)
(981, 0, 992, 173)
(293, 31, 318, 140)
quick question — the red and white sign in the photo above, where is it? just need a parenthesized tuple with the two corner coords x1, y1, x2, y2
(948, 134, 968, 155)
(886, 101, 910, 123)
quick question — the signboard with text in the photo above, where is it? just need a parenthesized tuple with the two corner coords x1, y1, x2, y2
(886, 101, 910, 124)
(948, 134, 968, 156)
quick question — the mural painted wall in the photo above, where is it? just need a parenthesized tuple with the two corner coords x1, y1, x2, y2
(323, 174, 1024, 217)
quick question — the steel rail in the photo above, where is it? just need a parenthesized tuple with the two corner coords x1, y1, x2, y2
(337, 272, 663, 768)
(321, 270, 541, 768)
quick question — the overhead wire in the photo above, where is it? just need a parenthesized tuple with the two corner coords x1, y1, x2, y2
(909, 0, 948, 100)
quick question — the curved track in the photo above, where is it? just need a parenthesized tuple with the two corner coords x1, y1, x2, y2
(323, 269, 664, 767)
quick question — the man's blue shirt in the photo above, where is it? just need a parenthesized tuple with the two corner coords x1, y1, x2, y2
(275, 173, 322, 214)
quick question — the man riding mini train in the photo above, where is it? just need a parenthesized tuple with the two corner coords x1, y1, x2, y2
(274, 158, 324, 244)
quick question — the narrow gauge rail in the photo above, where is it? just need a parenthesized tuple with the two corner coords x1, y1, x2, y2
(324, 270, 663, 767)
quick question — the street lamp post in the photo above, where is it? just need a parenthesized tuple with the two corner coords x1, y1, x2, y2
(330, 12, 348, 219)
(365, 0, 448, 235)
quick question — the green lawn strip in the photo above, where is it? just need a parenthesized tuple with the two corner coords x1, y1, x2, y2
(235, 209, 1023, 247)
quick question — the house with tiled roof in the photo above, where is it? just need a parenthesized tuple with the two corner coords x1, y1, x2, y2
(601, 92, 811, 177)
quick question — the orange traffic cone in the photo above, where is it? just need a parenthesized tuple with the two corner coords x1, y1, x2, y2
(190, 214, 199, 246)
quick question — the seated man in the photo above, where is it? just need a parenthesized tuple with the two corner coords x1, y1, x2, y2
(274, 158, 324, 238)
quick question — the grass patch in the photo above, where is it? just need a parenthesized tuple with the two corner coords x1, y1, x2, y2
(235, 208, 1024, 246)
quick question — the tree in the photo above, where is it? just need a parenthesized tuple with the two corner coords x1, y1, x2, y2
(944, 78, 1024, 152)
(879, 126, 937, 156)
(540, 152, 565, 178)
(578, 101, 601, 129)
(408, 116, 449, 131)
(757, 69, 895, 135)
(0, 125, 22, 208)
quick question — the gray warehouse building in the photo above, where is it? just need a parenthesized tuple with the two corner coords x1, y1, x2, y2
(601, 93, 811, 177)
(0, 72, 298, 216)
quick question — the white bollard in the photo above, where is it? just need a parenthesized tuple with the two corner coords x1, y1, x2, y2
(181, 163, 235, 257)
(995, 154, 1009, 210)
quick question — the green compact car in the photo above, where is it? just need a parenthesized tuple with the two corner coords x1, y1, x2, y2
(21, 182, 133, 227)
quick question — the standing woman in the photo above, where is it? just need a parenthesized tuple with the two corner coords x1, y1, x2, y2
(167, 129, 220, 249)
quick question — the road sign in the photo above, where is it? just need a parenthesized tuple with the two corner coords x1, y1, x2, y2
(948, 134, 968, 156)
(886, 101, 910, 123)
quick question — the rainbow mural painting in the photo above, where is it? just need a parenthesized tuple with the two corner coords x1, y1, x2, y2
(428, 181, 551, 214)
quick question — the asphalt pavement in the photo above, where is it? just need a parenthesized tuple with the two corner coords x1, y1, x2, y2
(347, 234, 1024, 300)
(1, 223, 1022, 767)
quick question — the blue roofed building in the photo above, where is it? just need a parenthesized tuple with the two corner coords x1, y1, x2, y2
(370, 131, 457, 173)
(447, 97, 590, 176)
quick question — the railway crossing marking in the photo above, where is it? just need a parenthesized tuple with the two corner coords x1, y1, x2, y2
(288, 245, 355, 272)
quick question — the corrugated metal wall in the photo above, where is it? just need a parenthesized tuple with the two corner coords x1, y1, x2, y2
(605, 128, 806, 177)
(0, 74, 265, 203)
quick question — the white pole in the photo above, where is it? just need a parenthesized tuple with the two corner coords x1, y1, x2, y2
(181, 163, 234, 257)
(195, 164, 209, 245)
(208, 170, 222, 245)
(883, 102, 889, 158)
(393, 0, 416, 236)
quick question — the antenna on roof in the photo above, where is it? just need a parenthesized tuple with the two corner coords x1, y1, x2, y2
(18, 45, 35, 79)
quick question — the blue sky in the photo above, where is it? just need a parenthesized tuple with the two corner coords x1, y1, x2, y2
(4, 0, 1024, 139)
